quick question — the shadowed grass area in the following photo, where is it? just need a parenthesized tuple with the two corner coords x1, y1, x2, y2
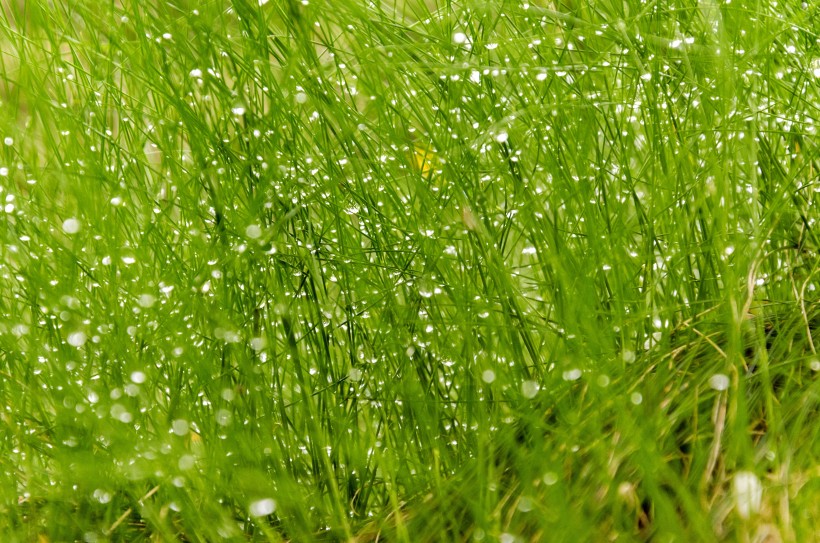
(0, 0, 818, 541)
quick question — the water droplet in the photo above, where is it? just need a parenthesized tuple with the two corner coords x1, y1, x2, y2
(562, 368, 582, 381)
(733, 471, 762, 519)
(495, 132, 509, 144)
(521, 380, 539, 398)
(517, 496, 534, 512)
(67, 331, 87, 347)
(709, 373, 730, 391)
(138, 294, 156, 308)
(172, 419, 189, 436)
(245, 224, 262, 239)
(481, 369, 496, 383)
(92, 489, 111, 504)
(215, 409, 232, 426)
(452, 32, 468, 44)
(62, 218, 81, 234)
(130, 371, 146, 384)
(178, 454, 196, 470)
(249, 498, 277, 517)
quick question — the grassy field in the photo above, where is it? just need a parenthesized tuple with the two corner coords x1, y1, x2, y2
(1, 0, 819, 541)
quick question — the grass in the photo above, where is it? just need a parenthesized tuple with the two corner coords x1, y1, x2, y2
(0, 0, 818, 540)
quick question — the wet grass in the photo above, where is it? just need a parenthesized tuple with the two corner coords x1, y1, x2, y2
(1, 0, 819, 541)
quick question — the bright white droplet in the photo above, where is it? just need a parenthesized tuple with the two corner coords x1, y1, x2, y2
(62, 218, 81, 234)
(452, 32, 468, 44)
(138, 294, 156, 308)
(709, 373, 730, 391)
(495, 132, 509, 144)
(249, 498, 276, 517)
(67, 331, 87, 347)
(189, 68, 203, 78)
(232, 106, 246, 116)
(245, 224, 262, 239)
(810, 359, 820, 372)
(481, 369, 496, 383)
(216, 409, 232, 426)
(733, 471, 762, 519)
(130, 371, 146, 384)
(172, 419, 189, 436)
(294, 92, 308, 104)
(3, 137, 13, 146)
(348, 367, 363, 382)
(562, 368, 582, 381)
(521, 380, 539, 398)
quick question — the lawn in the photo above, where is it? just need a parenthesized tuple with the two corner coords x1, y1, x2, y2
(0, 0, 818, 541)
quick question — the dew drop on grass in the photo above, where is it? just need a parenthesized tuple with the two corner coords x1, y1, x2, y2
(517, 496, 534, 512)
(733, 471, 762, 519)
(178, 455, 195, 470)
(452, 32, 468, 44)
(481, 369, 496, 383)
(809, 359, 820, 372)
(130, 371, 146, 384)
(67, 331, 87, 347)
(348, 367, 363, 382)
(62, 218, 81, 234)
(172, 419, 189, 436)
(215, 409, 232, 426)
(709, 373, 730, 391)
(562, 368, 582, 381)
(138, 294, 156, 308)
(245, 224, 262, 239)
(92, 489, 111, 504)
(630, 392, 643, 405)
(249, 498, 277, 517)
(521, 380, 539, 398)
(495, 132, 509, 144)
(189, 68, 203, 78)
(542, 471, 558, 485)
